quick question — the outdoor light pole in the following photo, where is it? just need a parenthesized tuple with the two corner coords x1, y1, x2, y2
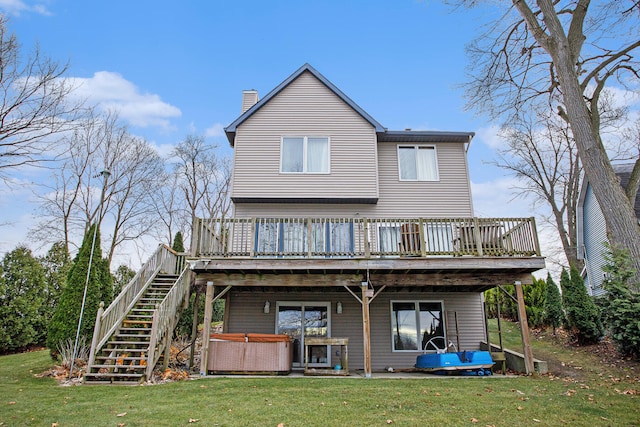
(68, 169, 111, 381)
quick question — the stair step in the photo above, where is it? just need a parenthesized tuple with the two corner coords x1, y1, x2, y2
(95, 355, 147, 361)
(118, 328, 152, 333)
(122, 320, 153, 326)
(85, 372, 144, 379)
(106, 341, 150, 346)
(89, 363, 147, 369)
(84, 271, 181, 386)
(100, 348, 148, 353)
(115, 333, 151, 338)
(83, 380, 142, 386)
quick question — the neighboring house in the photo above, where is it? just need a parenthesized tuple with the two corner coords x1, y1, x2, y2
(86, 64, 545, 383)
(577, 163, 640, 296)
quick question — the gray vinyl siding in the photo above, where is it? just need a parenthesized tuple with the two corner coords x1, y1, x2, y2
(368, 292, 485, 371)
(233, 141, 473, 218)
(225, 289, 486, 371)
(375, 142, 473, 216)
(231, 72, 379, 201)
(582, 184, 608, 297)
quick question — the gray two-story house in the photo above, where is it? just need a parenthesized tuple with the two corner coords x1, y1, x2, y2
(85, 64, 544, 383)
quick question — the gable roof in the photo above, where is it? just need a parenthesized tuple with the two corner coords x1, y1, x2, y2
(578, 162, 640, 219)
(224, 63, 386, 146)
(612, 163, 640, 218)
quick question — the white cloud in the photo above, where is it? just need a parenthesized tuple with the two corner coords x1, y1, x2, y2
(205, 123, 225, 138)
(585, 83, 640, 111)
(148, 140, 176, 159)
(474, 124, 505, 150)
(67, 71, 181, 129)
(0, 0, 51, 16)
(471, 176, 533, 218)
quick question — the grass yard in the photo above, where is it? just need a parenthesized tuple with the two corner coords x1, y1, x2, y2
(1, 321, 638, 427)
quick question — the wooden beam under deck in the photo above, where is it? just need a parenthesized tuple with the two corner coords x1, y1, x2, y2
(191, 256, 544, 291)
(197, 273, 363, 287)
(369, 271, 534, 287)
(195, 271, 534, 289)
(193, 256, 545, 273)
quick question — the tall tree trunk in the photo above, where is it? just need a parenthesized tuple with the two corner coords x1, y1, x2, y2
(533, 0, 640, 277)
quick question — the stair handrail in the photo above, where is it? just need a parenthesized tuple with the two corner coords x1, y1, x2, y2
(145, 263, 191, 379)
(88, 244, 178, 367)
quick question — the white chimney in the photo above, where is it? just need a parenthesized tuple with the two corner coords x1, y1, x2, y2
(241, 90, 259, 113)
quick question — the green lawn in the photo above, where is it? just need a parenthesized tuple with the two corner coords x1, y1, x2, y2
(1, 323, 638, 427)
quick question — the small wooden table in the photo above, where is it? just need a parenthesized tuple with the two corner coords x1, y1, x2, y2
(304, 337, 349, 376)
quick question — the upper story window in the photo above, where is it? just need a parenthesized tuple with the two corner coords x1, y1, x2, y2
(398, 145, 438, 181)
(281, 137, 330, 173)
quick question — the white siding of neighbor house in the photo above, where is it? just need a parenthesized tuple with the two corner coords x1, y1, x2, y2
(231, 71, 379, 201)
(582, 184, 608, 297)
(224, 289, 486, 371)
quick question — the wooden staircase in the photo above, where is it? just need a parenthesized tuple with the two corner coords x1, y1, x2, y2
(84, 274, 179, 384)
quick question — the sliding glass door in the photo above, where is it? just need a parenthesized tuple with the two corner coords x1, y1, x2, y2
(276, 302, 330, 368)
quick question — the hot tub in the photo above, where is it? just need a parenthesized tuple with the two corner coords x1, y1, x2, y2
(207, 333, 292, 374)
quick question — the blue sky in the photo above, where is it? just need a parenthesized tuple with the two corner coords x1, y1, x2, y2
(0, 0, 543, 266)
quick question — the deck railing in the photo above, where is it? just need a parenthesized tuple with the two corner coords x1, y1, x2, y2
(192, 217, 540, 259)
(146, 264, 191, 379)
(88, 244, 187, 368)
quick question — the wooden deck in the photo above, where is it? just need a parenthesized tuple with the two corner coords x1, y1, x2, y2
(193, 216, 540, 258)
(189, 216, 545, 290)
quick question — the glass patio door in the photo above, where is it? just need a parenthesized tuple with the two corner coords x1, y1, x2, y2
(276, 303, 330, 368)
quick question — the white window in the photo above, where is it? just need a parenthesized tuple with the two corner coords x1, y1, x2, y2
(255, 219, 353, 257)
(425, 223, 454, 253)
(398, 145, 438, 181)
(281, 137, 329, 173)
(378, 225, 401, 254)
(391, 301, 445, 351)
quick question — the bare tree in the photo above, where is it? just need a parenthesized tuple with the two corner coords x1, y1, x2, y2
(494, 106, 583, 269)
(621, 118, 640, 201)
(31, 110, 109, 255)
(172, 134, 231, 251)
(460, 0, 640, 274)
(202, 155, 232, 220)
(32, 110, 164, 268)
(149, 169, 189, 247)
(0, 16, 82, 182)
(101, 133, 164, 268)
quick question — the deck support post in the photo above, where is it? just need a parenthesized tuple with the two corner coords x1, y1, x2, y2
(200, 281, 215, 376)
(361, 281, 372, 378)
(515, 281, 535, 374)
(189, 289, 201, 368)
